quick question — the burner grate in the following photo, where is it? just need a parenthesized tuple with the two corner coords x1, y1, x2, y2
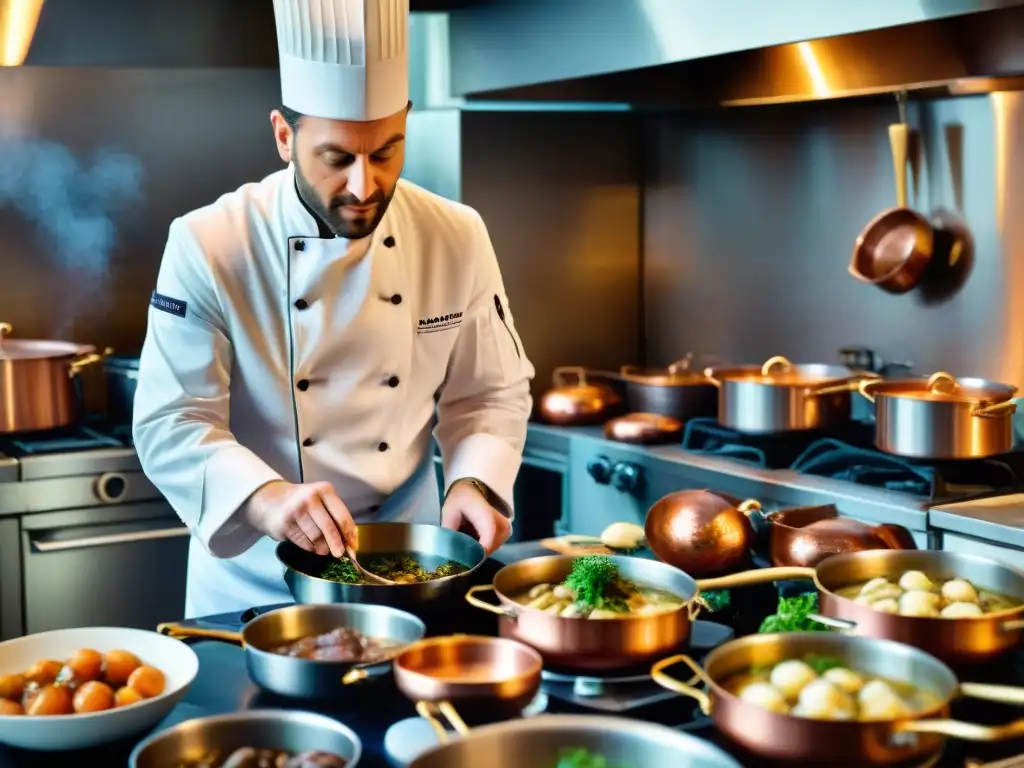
(0, 425, 127, 456)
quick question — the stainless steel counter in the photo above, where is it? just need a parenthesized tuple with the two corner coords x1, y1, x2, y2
(930, 494, 1024, 550)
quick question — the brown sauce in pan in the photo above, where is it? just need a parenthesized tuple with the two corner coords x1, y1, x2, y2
(270, 627, 402, 663)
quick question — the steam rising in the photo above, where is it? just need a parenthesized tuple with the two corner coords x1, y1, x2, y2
(0, 137, 144, 333)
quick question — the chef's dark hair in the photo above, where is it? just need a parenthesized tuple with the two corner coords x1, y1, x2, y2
(279, 105, 303, 131)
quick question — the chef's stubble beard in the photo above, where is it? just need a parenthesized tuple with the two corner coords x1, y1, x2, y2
(293, 157, 396, 240)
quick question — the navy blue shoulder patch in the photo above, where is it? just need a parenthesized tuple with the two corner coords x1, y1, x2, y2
(151, 291, 187, 318)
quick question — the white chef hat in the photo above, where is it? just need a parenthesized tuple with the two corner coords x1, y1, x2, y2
(273, 0, 409, 122)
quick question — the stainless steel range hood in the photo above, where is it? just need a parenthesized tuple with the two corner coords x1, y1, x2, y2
(447, 0, 1024, 106)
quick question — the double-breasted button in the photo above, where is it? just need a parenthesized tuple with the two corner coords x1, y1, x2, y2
(294, 298, 309, 310)
(378, 442, 389, 452)
(387, 375, 400, 388)
(297, 379, 310, 391)
(294, 240, 305, 252)
(383, 236, 396, 248)
(302, 437, 314, 447)
(390, 294, 402, 305)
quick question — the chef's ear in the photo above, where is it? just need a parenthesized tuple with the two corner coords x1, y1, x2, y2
(269, 109, 295, 164)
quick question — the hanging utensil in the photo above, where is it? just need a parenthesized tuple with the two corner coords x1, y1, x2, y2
(850, 92, 935, 294)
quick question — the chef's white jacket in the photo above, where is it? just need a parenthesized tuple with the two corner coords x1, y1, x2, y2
(133, 166, 534, 617)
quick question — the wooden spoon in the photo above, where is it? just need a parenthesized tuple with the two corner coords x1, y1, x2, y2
(345, 545, 399, 586)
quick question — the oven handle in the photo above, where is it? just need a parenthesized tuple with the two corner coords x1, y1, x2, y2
(29, 526, 192, 553)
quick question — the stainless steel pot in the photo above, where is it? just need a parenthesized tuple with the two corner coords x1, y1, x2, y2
(0, 322, 104, 433)
(278, 523, 486, 609)
(704, 355, 865, 433)
(857, 372, 1017, 459)
(410, 714, 743, 768)
(130, 709, 363, 767)
(620, 355, 718, 421)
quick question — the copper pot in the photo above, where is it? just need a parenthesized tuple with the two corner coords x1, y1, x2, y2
(604, 412, 684, 444)
(463, 555, 700, 671)
(620, 354, 718, 421)
(645, 489, 759, 576)
(536, 366, 622, 426)
(857, 372, 1017, 459)
(767, 505, 918, 568)
(704, 355, 868, 433)
(0, 322, 105, 433)
(392, 635, 542, 733)
(652, 632, 1024, 766)
(697, 550, 1024, 667)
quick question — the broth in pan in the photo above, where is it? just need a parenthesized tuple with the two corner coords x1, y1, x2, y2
(722, 654, 940, 721)
(835, 570, 1020, 619)
(510, 556, 685, 619)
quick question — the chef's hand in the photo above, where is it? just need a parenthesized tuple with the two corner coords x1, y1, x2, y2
(441, 480, 511, 555)
(243, 480, 356, 558)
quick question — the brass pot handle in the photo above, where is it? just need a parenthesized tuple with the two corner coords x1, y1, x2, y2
(650, 654, 712, 714)
(415, 700, 470, 744)
(553, 366, 587, 386)
(737, 499, 762, 516)
(761, 356, 793, 376)
(69, 346, 113, 378)
(959, 682, 1024, 707)
(811, 373, 881, 397)
(896, 711, 1024, 741)
(156, 622, 242, 644)
(1003, 618, 1024, 632)
(927, 371, 960, 394)
(666, 353, 694, 374)
(464, 584, 517, 620)
(696, 566, 815, 592)
(974, 400, 1017, 419)
(702, 366, 720, 387)
(857, 378, 881, 403)
(0, 322, 11, 338)
(806, 613, 858, 633)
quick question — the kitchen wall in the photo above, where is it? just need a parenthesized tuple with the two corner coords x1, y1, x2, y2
(643, 93, 1024, 389)
(0, 68, 643, 404)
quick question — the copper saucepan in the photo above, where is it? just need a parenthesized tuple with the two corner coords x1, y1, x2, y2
(464, 555, 702, 671)
(856, 372, 1017, 459)
(392, 634, 542, 737)
(619, 353, 718, 421)
(604, 412, 684, 444)
(696, 550, 1024, 667)
(652, 632, 1024, 766)
(766, 505, 918, 569)
(536, 366, 622, 426)
(850, 93, 935, 294)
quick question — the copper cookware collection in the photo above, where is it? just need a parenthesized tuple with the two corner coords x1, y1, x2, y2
(0, 322, 107, 433)
(703, 355, 870, 433)
(536, 366, 622, 426)
(651, 632, 1024, 766)
(619, 354, 718, 421)
(696, 549, 1024, 668)
(463, 554, 702, 671)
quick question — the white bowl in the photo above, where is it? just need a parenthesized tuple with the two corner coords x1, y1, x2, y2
(0, 626, 199, 751)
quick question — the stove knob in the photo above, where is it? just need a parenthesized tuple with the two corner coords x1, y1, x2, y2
(586, 455, 613, 484)
(95, 472, 129, 503)
(611, 461, 641, 493)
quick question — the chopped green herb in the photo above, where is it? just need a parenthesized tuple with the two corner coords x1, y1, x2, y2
(803, 654, 845, 674)
(563, 555, 620, 610)
(319, 554, 468, 585)
(555, 747, 635, 768)
(758, 592, 828, 633)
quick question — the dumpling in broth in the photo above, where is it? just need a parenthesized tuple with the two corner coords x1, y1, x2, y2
(793, 679, 856, 720)
(769, 660, 817, 701)
(899, 571, 937, 593)
(898, 590, 940, 618)
(858, 680, 911, 720)
(941, 579, 978, 604)
(739, 682, 790, 714)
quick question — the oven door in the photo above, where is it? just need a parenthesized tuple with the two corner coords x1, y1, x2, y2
(21, 502, 190, 635)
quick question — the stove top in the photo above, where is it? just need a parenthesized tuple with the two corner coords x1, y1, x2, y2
(682, 417, 1024, 505)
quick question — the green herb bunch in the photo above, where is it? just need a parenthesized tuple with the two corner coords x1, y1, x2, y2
(758, 591, 829, 634)
(563, 555, 620, 610)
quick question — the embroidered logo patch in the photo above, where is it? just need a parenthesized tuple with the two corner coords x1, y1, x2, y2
(417, 312, 463, 334)
(151, 291, 187, 318)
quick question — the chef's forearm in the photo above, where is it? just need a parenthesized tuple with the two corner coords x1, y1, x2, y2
(435, 380, 532, 517)
(134, 416, 282, 558)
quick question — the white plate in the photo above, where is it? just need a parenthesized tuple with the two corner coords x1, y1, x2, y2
(0, 626, 199, 751)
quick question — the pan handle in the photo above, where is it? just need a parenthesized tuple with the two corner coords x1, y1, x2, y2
(415, 700, 470, 744)
(810, 373, 881, 397)
(855, 378, 881, 403)
(959, 682, 1024, 707)
(650, 654, 712, 714)
(1002, 619, 1024, 632)
(696, 566, 815, 592)
(974, 400, 1017, 419)
(0, 323, 11, 338)
(806, 614, 858, 632)
(464, 584, 517, 619)
(761, 356, 793, 376)
(890, 121, 910, 209)
(896, 712, 1024, 742)
(157, 623, 243, 645)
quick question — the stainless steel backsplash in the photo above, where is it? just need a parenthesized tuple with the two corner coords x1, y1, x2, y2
(643, 93, 1024, 389)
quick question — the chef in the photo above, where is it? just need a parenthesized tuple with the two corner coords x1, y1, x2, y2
(133, 0, 534, 618)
